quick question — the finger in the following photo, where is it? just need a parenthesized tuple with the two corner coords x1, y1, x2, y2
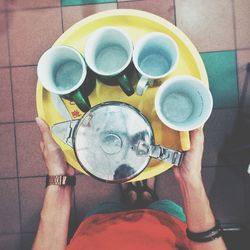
(40, 141, 45, 152)
(36, 117, 55, 144)
(189, 128, 204, 149)
(67, 164, 75, 176)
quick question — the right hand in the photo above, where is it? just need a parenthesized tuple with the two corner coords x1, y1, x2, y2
(173, 128, 204, 184)
(36, 117, 74, 176)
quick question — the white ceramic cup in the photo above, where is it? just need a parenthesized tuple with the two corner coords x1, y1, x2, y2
(37, 46, 94, 112)
(133, 32, 179, 96)
(84, 26, 134, 96)
(155, 76, 213, 131)
(37, 46, 87, 95)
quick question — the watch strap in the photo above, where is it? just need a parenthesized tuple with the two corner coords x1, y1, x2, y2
(46, 175, 76, 187)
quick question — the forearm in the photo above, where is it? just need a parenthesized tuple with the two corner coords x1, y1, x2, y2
(32, 186, 72, 250)
(178, 175, 227, 250)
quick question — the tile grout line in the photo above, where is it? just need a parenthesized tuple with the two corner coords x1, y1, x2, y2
(0, 120, 36, 125)
(0, 232, 23, 236)
(60, 2, 64, 34)
(199, 49, 237, 55)
(4, 5, 61, 13)
(0, 175, 47, 181)
(0, 172, 82, 181)
(0, 64, 37, 69)
(4, 1, 121, 13)
(231, 0, 238, 51)
(62, 1, 118, 8)
(231, 0, 240, 107)
(234, 49, 240, 106)
(14, 120, 36, 124)
(5, 8, 23, 243)
(173, 0, 177, 26)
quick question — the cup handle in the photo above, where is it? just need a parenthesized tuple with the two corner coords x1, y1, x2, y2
(117, 74, 134, 96)
(71, 89, 91, 113)
(149, 145, 185, 166)
(136, 76, 153, 96)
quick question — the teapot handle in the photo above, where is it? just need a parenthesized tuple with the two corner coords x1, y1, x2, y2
(149, 145, 185, 166)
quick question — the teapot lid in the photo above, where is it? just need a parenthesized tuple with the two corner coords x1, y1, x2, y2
(74, 102, 154, 182)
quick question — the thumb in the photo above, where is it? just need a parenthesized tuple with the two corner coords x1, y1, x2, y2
(35, 117, 54, 144)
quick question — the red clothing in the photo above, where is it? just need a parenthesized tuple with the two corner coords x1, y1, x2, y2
(67, 209, 190, 250)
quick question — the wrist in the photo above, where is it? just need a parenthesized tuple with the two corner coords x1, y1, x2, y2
(178, 174, 216, 233)
(177, 173, 203, 188)
(46, 184, 73, 193)
(48, 170, 67, 176)
(47, 166, 74, 176)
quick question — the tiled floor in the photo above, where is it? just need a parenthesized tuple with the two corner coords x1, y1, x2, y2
(0, 0, 250, 249)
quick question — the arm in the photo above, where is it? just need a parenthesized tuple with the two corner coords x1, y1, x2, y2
(173, 129, 227, 250)
(32, 118, 75, 250)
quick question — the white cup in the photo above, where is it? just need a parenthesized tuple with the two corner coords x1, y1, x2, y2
(37, 46, 93, 112)
(37, 46, 87, 95)
(84, 26, 134, 96)
(155, 76, 213, 131)
(133, 32, 179, 96)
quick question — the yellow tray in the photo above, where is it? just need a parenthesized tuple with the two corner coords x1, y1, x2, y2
(36, 9, 208, 181)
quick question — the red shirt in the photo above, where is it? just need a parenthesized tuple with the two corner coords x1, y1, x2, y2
(67, 209, 190, 250)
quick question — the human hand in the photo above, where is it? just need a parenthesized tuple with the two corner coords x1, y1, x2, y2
(36, 117, 74, 176)
(173, 128, 204, 184)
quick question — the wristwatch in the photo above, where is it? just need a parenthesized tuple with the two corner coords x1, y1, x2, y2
(46, 175, 76, 187)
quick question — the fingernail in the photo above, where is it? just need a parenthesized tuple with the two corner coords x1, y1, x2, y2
(35, 117, 42, 126)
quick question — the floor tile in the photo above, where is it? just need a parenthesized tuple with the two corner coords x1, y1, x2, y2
(15, 122, 46, 177)
(203, 108, 238, 167)
(0, 124, 17, 178)
(236, 49, 250, 107)
(0, 234, 21, 250)
(20, 177, 75, 233)
(175, 0, 235, 52)
(234, 0, 250, 49)
(201, 50, 239, 109)
(0, 0, 6, 11)
(61, 0, 116, 7)
(12, 66, 37, 122)
(0, 179, 20, 233)
(0, 13, 10, 67)
(21, 233, 35, 250)
(75, 174, 120, 221)
(19, 177, 44, 232)
(62, 3, 117, 31)
(202, 166, 246, 224)
(157, 169, 183, 207)
(118, 0, 175, 24)
(7, 0, 60, 10)
(0, 68, 14, 122)
(8, 8, 62, 66)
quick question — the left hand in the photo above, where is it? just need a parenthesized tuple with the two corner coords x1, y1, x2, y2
(36, 117, 74, 176)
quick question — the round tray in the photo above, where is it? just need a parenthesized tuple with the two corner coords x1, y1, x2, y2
(36, 9, 208, 181)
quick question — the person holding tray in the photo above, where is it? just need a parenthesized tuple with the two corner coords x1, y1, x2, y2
(32, 117, 227, 250)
